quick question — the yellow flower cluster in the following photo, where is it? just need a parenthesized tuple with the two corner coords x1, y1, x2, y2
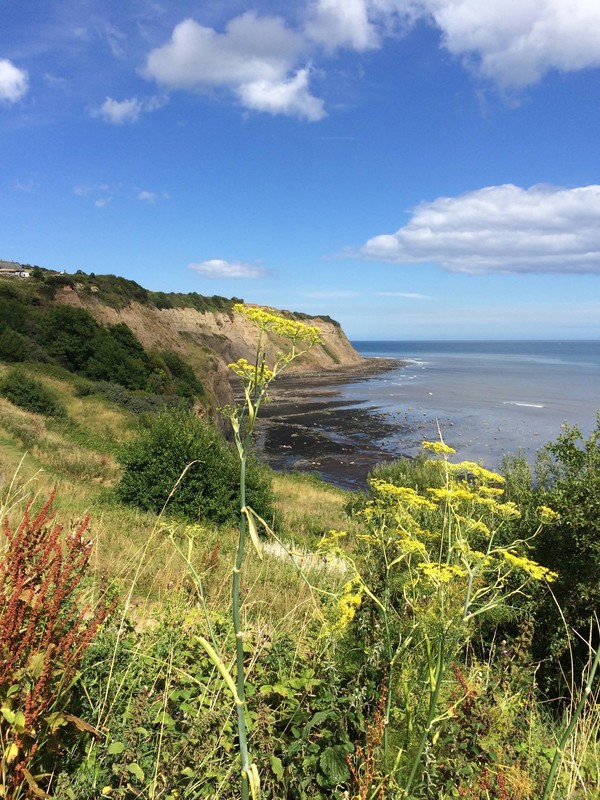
(536, 505, 560, 523)
(448, 461, 505, 485)
(227, 357, 275, 385)
(428, 486, 477, 503)
(370, 479, 437, 510)
(502, 551, 558, 582)
(330, 577, 364, 634)
(233, 303, 322, 346)
(419, 562, 468, 583)
(422, 441, 456, 455)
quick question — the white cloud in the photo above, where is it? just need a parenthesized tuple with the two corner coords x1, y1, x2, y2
(237, 67, 325, 121)
(359, 184, 600, 274)
(419, 0, 600, 88)
(137, 190, 157, 203)
(308, 0, 600, 87)
(305, 0, 379, 51)
(97, 96, 143, 124)
(94, 95, 166, 124)
(0, 58, 29, 102)
(144, 13, 325, 120)
(188, 259, 266, 279)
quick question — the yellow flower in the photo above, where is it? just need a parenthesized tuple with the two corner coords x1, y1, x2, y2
(502, 551, 558, 582)
(419, 562, 468, 583)
(449, 461, 505, 485)
(422, 441, 456, 455)
(428, 486, 477, 503)
(370, 479, 437, 510)
(536, 505, 560, 524)
(228, 357, 274, 384)
(233, 303, 322, 346)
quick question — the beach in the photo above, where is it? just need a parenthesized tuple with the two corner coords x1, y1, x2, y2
(250, 340, 600, 490)
(252, 358, 404, 489)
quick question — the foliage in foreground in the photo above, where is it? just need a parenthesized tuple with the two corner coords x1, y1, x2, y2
(0, 493, 114, 799)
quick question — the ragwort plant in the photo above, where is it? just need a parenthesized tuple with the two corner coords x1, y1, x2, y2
(186, 305, 321, 800)
(320, 440, 560, 797)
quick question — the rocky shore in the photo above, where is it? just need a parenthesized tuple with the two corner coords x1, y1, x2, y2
(252, 358, 407, 489)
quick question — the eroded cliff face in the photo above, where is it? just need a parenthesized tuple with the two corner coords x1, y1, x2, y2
(54, 288, 363, 411)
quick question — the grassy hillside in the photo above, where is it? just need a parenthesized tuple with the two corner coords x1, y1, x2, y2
(1, 296, 598, 800)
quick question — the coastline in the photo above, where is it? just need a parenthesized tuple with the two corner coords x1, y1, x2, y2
(252, 357, 406, 490)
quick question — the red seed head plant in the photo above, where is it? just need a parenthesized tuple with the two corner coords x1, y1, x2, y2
(0, 490, 115, 799)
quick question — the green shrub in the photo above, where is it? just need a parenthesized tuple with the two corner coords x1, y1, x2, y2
(0, 328, 30, 362)
(503, 417, 600, 690)
(115, 408, 274, 526)
(38, 305, 99, 372)
(0, 367, 66, 417)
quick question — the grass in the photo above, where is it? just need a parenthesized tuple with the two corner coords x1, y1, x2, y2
(1, 363, 599, 799)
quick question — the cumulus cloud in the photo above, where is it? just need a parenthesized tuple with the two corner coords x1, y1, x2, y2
(144, 13, 325, 120)
(419, 0, 600, 88)
(236, 67, 325, 121)
(0, 58, 29, 102)
(305, 0, 380, 51)
(188, 259, 266, 279)
(308, 0, 600, 87)
(359, 184, 600, 274)
(94, 95, 166, 124)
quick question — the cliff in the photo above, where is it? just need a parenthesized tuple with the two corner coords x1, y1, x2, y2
(50, 284, 363, 410)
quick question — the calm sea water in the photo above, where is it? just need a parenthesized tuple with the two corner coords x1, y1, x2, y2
(346, 341, 600, 470)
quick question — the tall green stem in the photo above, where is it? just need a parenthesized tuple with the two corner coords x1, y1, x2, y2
(233, 451, 250, 800)
(402, 632, 446, 796)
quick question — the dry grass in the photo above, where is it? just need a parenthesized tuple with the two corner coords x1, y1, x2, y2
(272, 472, 361, 545)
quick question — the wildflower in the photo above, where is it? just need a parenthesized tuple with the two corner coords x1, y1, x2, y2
(228, 357, 274, 385)
(536, 505, 560, 524)
(502, 551, 558, 582)
(449, 461, 505, 485)
(422, 441, 456, 455)
(233, 304, 321, 346)
(327, 577, 364, 635)
(419, 562, 468, 583)
(428, 486, 477, 503)
(370, 479, 437, 510)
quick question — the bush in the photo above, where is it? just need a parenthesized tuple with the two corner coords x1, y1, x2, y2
(0, 367, 66, 417)
(115, 409, 274, 526)
(0, 328, 30, 362)
(38, 305, 99, 372)
(503, 417, 600, 689)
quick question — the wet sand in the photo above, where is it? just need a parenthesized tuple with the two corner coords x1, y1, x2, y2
(248, 358, 407, 490)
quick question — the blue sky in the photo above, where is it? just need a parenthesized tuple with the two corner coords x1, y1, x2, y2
(1, 0, 600, 339)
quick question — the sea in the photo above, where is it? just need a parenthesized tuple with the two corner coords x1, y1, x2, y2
(345, 340, 600, 471)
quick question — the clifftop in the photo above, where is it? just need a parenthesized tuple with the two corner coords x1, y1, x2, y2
(0, 263, 363, 412)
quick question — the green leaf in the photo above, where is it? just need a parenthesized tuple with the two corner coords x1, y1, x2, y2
(26, 652, 46, 679)
(303, 709, 334, 737)
(270, 755, 284, 780)
(127, 762, 145, 782)
(319, 747, 350, 784)
(107, 741, 125, 755)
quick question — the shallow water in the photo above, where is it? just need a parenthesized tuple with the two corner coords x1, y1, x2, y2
(346, 341, 600, 470)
